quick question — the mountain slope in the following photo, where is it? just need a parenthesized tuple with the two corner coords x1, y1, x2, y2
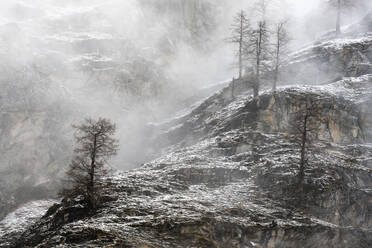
(0, 0, 226, 221)
(2, 7, 372, 248)
(1, 73, 371, 247)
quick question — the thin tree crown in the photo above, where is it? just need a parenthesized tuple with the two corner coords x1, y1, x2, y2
(59, 117, 119, 208)
(229, 10, 251, 43)
(73, 118, 118, 160)
(245, 21, 270, 62)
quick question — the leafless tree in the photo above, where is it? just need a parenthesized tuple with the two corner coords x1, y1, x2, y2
(254, 0, 274, 22)
(327, 0, 356, 35)
(228, 10, 251, 79)
(272, 20, 290, 92)
(246, 21, 270, 98)
(60, 118, 119, 209)
(291, 100, 319, 185)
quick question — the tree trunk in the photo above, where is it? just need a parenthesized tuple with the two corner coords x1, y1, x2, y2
(238, 11, 243, 78)
(299, 115, 308, 184)
(231, 77, 235, 99)
(273, 65, 278, 92)
(253, 77, 259, 98)
(273, 34, 280, 92)
(254, 54, 260, 98)
(336, 0, 341, 35)
(254, 26, 262, 99)
(88, 134, 98, 209)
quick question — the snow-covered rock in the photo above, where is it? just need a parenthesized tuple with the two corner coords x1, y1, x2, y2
(1, 4, 372, 248)
(3, 74, 372, 247)
(0, 200, 58, 247)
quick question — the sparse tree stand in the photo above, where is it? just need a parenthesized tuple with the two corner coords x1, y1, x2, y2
(60, 118, 119, 210)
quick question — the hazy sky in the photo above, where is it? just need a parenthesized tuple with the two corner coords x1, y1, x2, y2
(0, 0, 369, 170)
(290, 0, 321, 16)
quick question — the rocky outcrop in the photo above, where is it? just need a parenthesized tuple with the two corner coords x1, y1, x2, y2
(280, 11, 372, 86)
(2, 73, 372, 247)
(0, 200, 58, 247)
(152, 74, 372, 158)
(283, 36, 372, 84)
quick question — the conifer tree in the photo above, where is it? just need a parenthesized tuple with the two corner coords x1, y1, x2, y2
(272, 20, 290, 92)
(246, 21, 270, 98)
(229, 10, 251, 79)
(60, 118, 118, 209)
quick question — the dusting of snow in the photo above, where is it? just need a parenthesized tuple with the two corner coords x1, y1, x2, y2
(0, 199, 58, 239)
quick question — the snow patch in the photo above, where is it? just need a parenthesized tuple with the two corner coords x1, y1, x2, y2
(0, 199, 58, 238)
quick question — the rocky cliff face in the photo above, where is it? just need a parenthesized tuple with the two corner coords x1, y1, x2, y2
(1, 75, 372, 247)
(3, 73, 372, 247)
(2, 8, 372, 248)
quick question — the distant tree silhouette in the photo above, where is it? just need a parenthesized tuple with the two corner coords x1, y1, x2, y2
(327, 0, 356, 35)
(59, 118, 118, 209)
(246, 21, 270, 98)
(254, 0, 273, 21)
(228, 10, 251, 79)
(272, 20, 290, 92)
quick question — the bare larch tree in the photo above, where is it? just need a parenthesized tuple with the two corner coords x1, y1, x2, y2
(246, 21, 270, 98)
(272, 20, 290, 92)
(328, 0, 356, 35)
(254, 0, 272, 22)
(291, 100, 319, 185)
(60, 118, 119, 209)
(229, 10, 250, 79)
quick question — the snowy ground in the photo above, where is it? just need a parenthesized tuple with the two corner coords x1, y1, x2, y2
(0, 200, 58, 239)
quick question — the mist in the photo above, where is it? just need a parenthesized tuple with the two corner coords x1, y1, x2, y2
(0, 0, 371, 220)
(0, 0, 371, 246)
